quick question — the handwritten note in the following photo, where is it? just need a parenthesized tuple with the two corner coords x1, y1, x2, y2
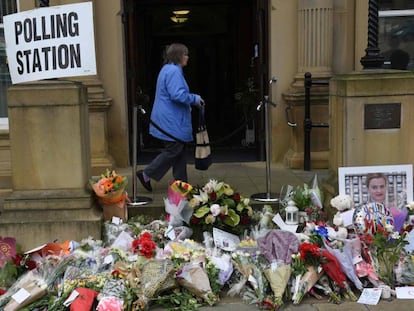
(357, 288, 382, 305)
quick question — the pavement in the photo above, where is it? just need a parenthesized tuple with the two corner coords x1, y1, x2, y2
(115, 162, 414, 310)
(120, 162, 335, 218)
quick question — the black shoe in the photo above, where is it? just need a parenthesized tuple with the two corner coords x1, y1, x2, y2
(136, 170, 152, 192)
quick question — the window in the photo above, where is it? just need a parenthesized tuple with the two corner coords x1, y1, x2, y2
(1, 0, 18, 118)
(379, 9, 414, 70)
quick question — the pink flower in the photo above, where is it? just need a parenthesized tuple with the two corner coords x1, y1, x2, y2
(0, 237, 16, 268)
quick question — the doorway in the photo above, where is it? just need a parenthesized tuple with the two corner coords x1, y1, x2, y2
(123, 0, 269, 164)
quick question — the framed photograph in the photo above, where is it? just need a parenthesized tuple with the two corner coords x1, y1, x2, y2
(338, 164, 413, 207)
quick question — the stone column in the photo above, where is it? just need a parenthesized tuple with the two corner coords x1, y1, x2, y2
(0, 80, 101, 249)
(76, 77, 115, 175)
(282, 0, 333, 169)
(297, 0, 333, 78)
(330, 71, 414, 172)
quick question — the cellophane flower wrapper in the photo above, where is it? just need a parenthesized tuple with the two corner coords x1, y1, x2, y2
(396, 254, 414, 285)
(176, 262, 218, 306)
(2, 270, 48, 311)
(313, 274, 342, 304)
(344, 237, 379, 286)
(292, 265, 323, 304)
(168, 180, 193, 206)
(264, 262, 291, 308)
(320, 249, 357, 301)
(166, 180, 194, 227)
(250, 206, 276, 240)
(257, 230, 300, 265)
(98, 278, 127, 300)
(323, 239, 363, 290)
(96, 296, 123, 311)
(164, 198, 193, 227)
(239, 260, 268, 306)
(91, 181, 127, 206)
(134, 259, 176, 310)
(309, 174, 323, 209)
(72, 238, 106, 273)
(209, 253, 234, 285)
(102, 222, 135, 246)
(227, 251, 254, 297)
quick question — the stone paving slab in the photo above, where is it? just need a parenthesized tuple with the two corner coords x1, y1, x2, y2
(149, 295, 414, 310)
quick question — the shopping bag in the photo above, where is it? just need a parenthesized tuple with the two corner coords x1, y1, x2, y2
(195, 106, 212, 170)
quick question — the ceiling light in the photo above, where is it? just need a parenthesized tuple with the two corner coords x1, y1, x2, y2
(172, 10, 190, 15)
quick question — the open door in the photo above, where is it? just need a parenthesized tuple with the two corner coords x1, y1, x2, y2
(123, 0, 270, 164)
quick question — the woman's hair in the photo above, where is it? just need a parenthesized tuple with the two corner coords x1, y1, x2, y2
(164, 43, 188, 65)
(365, 172, 387, 187)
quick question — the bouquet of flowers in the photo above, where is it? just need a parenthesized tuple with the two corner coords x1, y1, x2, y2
(292, 242, 324, 304)
(130, 232, 158, 263)
(281, 174, 326, 222)
(165, 180, 194, 228)
(0, 237, 33, 289)
(366, 224, 411, 288)
(322, 238, 363, 290)
(227, 250, 268, 306)
(90, 169, 129, 221)
(188, 179, 254, 236)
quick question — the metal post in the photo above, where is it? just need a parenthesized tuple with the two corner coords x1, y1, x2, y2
(251, 77, 278, 203)
(127, 91, 152, 207)
(360, 0, 384, 69)
(304, 72, 312, 171)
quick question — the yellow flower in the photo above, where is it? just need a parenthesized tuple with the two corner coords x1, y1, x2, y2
(223, 184, 234, 196)
(205, 214, 216, 224)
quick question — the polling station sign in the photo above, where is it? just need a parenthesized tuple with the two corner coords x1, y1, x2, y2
(3, 2, 96, 84)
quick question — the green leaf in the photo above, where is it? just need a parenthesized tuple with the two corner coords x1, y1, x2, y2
(193, 206, 210, 218)
(222, 198, 235, 209)
(223, 209, 240, 227)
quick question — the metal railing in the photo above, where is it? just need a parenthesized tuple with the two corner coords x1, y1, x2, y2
(285, 72, 329, 171)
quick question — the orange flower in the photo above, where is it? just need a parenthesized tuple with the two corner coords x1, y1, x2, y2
(103, 180, 113, 192)
(114, 175, 123, 184)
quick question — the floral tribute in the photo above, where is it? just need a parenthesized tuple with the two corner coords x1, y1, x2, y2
(3, 175, 414, 310)
(280, 175, 325, 222)
(0, 237, 34, 289)
(90, 169, 129, 220)
(188, 179, 254, 235)
(130, 232, 157, 259)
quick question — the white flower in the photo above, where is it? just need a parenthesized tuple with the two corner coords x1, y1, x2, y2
(210, 204, 221, 216)
(203, 179, 224, 193)
(391, 231, 400, 240)
(243, 198, 250, 205)
(385, 224, 394, 233)
(192, 190, 209, 204)
(406, 201, 414, 211)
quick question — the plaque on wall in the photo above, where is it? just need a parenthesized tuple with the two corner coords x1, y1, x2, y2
(364, 103, 401, 129)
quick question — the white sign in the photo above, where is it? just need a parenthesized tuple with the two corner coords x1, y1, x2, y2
(4, 2, 96, 84)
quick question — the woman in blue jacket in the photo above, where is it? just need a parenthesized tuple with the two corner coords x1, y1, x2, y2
(137, 43, 204, 191)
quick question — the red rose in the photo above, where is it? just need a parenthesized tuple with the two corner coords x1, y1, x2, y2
(191, 216, 200, 224)
(140, 232, 153, 241)
(0, 289, 6, 296)
(13, 254, 22, 266)
(233, 193, 241, 202)
(24, 259, 37, 270)
(139, 239, 157, 258)
(240, 215, 250, 225)
(209, 192, 217, 201)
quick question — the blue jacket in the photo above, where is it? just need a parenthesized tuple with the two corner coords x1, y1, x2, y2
(149, 63, 201, 142)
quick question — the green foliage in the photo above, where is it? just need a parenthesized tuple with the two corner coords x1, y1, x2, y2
(153, 288, 203, 311)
